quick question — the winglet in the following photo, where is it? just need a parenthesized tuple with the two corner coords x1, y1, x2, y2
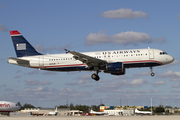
(64, 49, 70, 54)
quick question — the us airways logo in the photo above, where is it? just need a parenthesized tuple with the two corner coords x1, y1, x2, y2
(0, 103, 10, 108)
(102, 50, 140, 55)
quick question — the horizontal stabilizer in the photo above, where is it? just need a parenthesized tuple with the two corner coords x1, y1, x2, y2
(8, 57, 30, 67)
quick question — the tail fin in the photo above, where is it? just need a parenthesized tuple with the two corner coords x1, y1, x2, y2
(10, 30, 42, 57)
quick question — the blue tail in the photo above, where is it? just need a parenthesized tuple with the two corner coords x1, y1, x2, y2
(10, 30, 42, 57)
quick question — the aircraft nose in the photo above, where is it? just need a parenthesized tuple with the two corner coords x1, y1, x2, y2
(168, 55, 174, 64)
(170, 56, 174, 63)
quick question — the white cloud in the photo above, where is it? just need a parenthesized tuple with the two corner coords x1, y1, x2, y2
(153, 81, 166, 85)
(85, 31, 165, 46)
(172, 84, 180, 88)
(112, 31, 151, 45)
(133, 90, 158, 93)
(85, 32, 111, 45)
(95, 79, 148, 92)
(65, 74, 94, 87)
(25, 79, 52, 86)
(158, 70, 180, 81)
(129, 79, 148, 85)
(101, 8, 148, 19)
(171, 89, 180, 92)
(0, 24, 8, 32)
(133, 71, 150, 77)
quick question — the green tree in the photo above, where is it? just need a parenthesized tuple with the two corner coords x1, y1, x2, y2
(154, 106, 165, 114)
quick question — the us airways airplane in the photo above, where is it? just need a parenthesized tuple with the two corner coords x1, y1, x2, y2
(8, 30, 174, 81)
(0, 101, 20, 116)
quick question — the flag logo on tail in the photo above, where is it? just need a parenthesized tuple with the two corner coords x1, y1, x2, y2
(16, 43, 26, 50)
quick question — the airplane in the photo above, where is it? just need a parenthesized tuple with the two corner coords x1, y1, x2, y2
(8, 30, 174, 81)
(43, 107, 58, 116)
(135, 108, 152, 115)
(0, 101, 20, 116)
(90, 109, 108, 115)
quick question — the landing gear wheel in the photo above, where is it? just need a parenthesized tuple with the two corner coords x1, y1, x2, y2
(151, 72, 155, 77)
(150, 67, 155, 77)
(91, 73, 100, 81)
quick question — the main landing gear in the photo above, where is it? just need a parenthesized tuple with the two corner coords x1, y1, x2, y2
(150, 67, 155, 77)
(91, 71, 100, 81)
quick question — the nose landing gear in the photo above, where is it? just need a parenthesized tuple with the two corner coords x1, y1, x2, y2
(150, 67, 155, 77)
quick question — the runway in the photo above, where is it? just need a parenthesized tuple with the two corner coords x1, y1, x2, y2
(0, 116, 180, 120)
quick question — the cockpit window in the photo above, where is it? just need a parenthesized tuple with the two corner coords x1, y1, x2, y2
(160, 52, 168, 55)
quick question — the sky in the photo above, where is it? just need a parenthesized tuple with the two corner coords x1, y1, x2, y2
(0, 0, 180, 108)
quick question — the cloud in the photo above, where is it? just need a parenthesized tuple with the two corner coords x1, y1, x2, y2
(112, 31, 151, 45)
(131, 90, 159, 93)
(85, 32, 111, 45)
(14, 75, 21, 79)
(153, 81, 166, 85)
(0, 4, 5, 8)
(0, 24, 8, 32)
(25, 79, 52, 86)
(133, 71, 150, 77)
(35, 44, 71, 53)
(35, 44, 56, 53)
(25, 70, 39, 75)
(95, 79, 148, 92)
(171, 89, 180, 92)
(158, 70, 180, 81)
(41, 71, 57, 75)
(101, 8, 148, 19)
(177, 14, 180, 20)
(172, 84, 180, 88)
(23, 87, 49, 92)
(4, 88, 13, 91)
(0, 84, 6, 87)
(58, 44, 71, 51)
(65, 74, 93, 87)
(153, 37, 166, 44)
(85, 31, 165, 46)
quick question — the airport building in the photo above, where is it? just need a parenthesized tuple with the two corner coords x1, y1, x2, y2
(21, 108, 83, 116)
(99, 106, 147, 116)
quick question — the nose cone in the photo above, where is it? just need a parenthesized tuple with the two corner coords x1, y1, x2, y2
(169, 55, 174, 63)
(166, 55, 174, 64)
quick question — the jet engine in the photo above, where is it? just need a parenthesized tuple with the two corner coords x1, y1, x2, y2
(104, 62, 125, 75)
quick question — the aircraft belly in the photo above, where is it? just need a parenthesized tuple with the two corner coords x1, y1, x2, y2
(41, 65, 93, 72)
(124, 62, 162, 68)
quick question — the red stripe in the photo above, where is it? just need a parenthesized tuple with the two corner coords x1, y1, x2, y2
(123, 60, 163, 65)
(32, 60, 162, 69)
(10, 30, 21, 36)
(32, 64, 86, 68)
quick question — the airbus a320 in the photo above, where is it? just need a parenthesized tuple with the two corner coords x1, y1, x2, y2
(8, 30, 174, 81)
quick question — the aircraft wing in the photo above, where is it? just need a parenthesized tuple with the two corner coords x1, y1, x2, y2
(65, 49, 107, 68)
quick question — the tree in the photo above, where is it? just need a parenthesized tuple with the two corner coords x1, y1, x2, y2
(154, 106, 165, 114)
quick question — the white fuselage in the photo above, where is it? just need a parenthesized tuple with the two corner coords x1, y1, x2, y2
(8, 48, 174, 72)
(0, 101, 20, 112)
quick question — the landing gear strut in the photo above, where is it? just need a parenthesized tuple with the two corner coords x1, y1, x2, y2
(150, 67, 155, 77)
(91, 71, 100, 81)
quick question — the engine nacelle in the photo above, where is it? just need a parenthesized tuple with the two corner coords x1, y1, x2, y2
(104, 62, 125, 75)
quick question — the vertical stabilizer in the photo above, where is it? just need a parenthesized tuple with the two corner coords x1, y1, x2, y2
(10, 30, 42, 57)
